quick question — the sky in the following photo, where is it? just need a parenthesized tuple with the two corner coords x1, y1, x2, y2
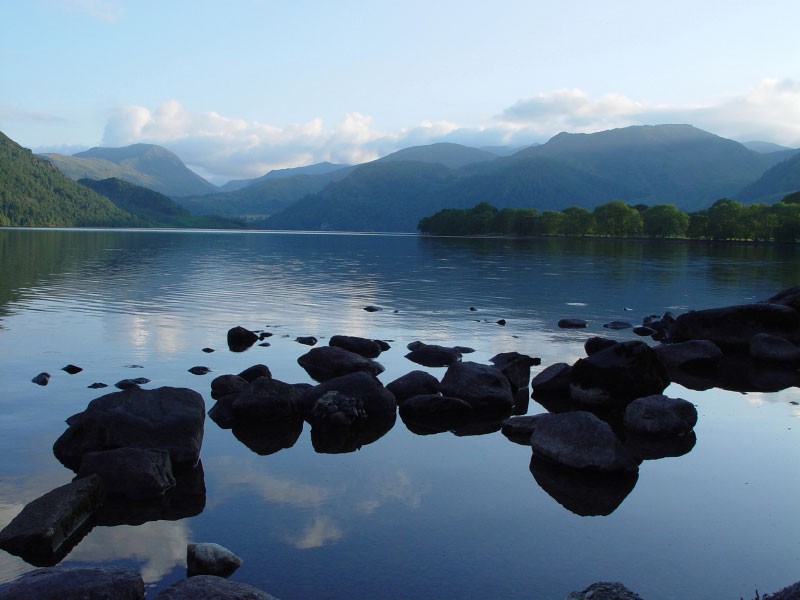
(1, 0, 799, 183)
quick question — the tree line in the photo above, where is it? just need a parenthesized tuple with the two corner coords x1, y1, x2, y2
(417, 193, 800, 242)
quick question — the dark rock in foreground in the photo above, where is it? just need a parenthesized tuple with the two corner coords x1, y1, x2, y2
(77, 448, 175, 500)
(309, 391, 366, 429)
(238, 364, 272, 383)
(399, 394, 473, 432)
(501, 414, 544, 445)
(653, 340, 722, 371)
(558, 318, 587, 329)
(565, 581, 644, 600)
(386, 370, 440, 404)
(329, 335, 382, 358)
(157, 575, 279, 600)
(530, 411, 639, 472)
(490, 352, 540, 390)
(584, 337, 618, 356)
(227, 325, 258, 352)
(763, 580, 800, 600)
(531, 363, 571, 399)
(405, 343, 462, 367)
(750, 332, 800, 364)
(300, 372, 396, 417)
(187, 542, 243, 578)
(31, 372, 50, 386)
(0, 566, 144, 600)
(298, 346, 384, 382)
(53, 386, 205, 472)
(440, 361, 514, 413)
(0, 475, 105, 566)
(623, 395, 697, 436)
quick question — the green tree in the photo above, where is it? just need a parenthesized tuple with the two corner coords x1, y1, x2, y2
(560, 206, 594, 236)
(643, 204, 689, 238)
(538, 210, 563, 235)
(706, 198, 745, 240)
(592, 201, 643, 237)
(687, 210, 709, 239)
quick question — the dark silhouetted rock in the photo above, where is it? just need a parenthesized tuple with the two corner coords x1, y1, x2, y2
(764, 285, 800, 312)
(258, 342, 271, 347)
(298, 346, 384, 382)
(570, 341, 669, 408)
(310, 407, 396, 454)
(405, 344, 462, 367)
(469, 306, 477, 311)
(227, 326, 258, 352)
(624, 395, 697, 436)
(114, 377, 149, 390)
(374, 339, 391, 352)
(558, 319, 587, 328)
(157, 575, 278, 600)
(565, 581, 644, 600)
(363, 305, 382, 312)
(386, 370, 440, 404)
(124, 364, 143, 368)
(0, 475, 105, 566)
(329, 335, 382, 358)
(653, 340, 723, 370)
(230, 377, 302, 421)
(626, 430, 697, 461)
(668, 303, 800, 349)
(496, 319, 506, 326)
(31, 372, 50, 386)
(187, 542, 243, 578)
(454, 346, 475, 354)
(450, 414, 508, 437)
(77, 448, 175, 500)
(531, 363, 572, 399)
(309, 391, 366, 429)
(399, 395, 473, 429)
(530, 411, 639, 472)
(530, 457, 638, 517)
(603, 321, 632, 330)
(633, 326, 655, 336)
(296, 336, 318, 346)
(232, 418, 303, 456)
(440, 361, 514, 413)
(61, 365, 82, 375)
(237, 364, 272, 383)
(87, 382, 107, 389)
(0, 566, 144, 600)
(668, 353, 800, 393)
(750, 332, 800, 364)
(501, 414, 544, 445)
(300, 372, 396, 417)
(512, 387, 530, 415)
(210, 374, 250, 400)
(188, 366, 210, 375)
(53, 386, 205, 472)
(489, 352, 540, 390)
(259, 332, 273, 340)
(202, 347, 214, 353)
(584, 337, 618, 356)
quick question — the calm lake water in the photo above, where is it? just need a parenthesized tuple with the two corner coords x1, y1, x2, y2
(0, 228, 798, 599)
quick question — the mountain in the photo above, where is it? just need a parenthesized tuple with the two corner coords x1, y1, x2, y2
(737, 152, 800, 203)
(742, 141, 794, 154)
(221, 161, 349, 192)
(376, 143, 499, 169)
(42, 143, 218, 197)
(480, 144, 537, 156)
(78, 177, 243, 228)
(0, 131, 138, 227)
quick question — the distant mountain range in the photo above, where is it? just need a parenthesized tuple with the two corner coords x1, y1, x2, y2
(738, 151, 800, 203)
(220, 161, 350, 192)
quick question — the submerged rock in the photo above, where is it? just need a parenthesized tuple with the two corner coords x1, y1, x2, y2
(157, 575, 278, 600)
(87, 382, 107, 389)
(0, 566, 144, 600)
(114, 377, 149, 390)
(558, 318, 587, 329)
(188, 366, 210, 375)
(603, 321, 633, 330)
(298, 346, 385, 382)
(301, 372, 396, 417)
(363, 305, 382, 312)
(227, 325, 259, 352)
(440, 361, 514, 413)
(202, 347, 215, 353)
(187, 542, 243, 578)
(76, 447, 175, 500)
(329, 335, 382, 358)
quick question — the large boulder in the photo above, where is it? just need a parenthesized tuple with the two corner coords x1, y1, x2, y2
(439, 361, 514, 413)
(0, 475, 105, 566)
(76, 448, 175, 500)
(237, 364, 272, 383)
(386, 370, 440, 404)
(584, 337, 618, 356)
(227, 326, 258, 352)
(329, 335, 382, 358)
(489, 352, 540, 390)
(569, 341, 669, 409)
(0, 566, 144, 600)
(230, 377, 303, 421)
(405, 343, 462, 367)
(668, 303, 800, 349)
(501, 414, 544, 445)
(530, 411, 639, 472)
(187, 542, 243, 577)
(653, 340, 722, 371)
(297, 346, 384, 382)
(531, 363, 572, 399)
(749, 332, 800, 364)
(157, 575, 278, 600)
(308, 391, 366, 429)
(398, 394, 473, 432)
(300, 372, 396, 417)
(623, 395, 698, 436)
(764, 285, 800, 312)
(53, 386, 205, 472)
(232, 418, 303, 456)
(210, 374, 250, 400)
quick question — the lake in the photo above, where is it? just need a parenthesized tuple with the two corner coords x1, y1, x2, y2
(0, 228, 798, 600)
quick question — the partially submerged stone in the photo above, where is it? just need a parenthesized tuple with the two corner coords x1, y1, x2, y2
(31, 372, 50, 386)
(558, 318, 587, 329)
(295, 336, 318, 346)
(77, 448, 176, 500)
(61, 364, 82, 375)
(489, 352, 540, 390)
(584, 337, 618, 356)
(623, 394, 698, 436)
(300, 371, 397, 417)
(386, 370, 440, 404)
(398, 394, 473, 433)
(0, 566, 144, 600)
(653, 340, 722, 370)
(531, 363, 571, 399)
(187, 542, 243, 578)
(405, 343, 462, 367)
(227, 325, 258, 352)
(329, 335, 382, 358)
(440, 361, 514, 413)
(749, 332, 800, 364)
(188, 366, 211, 375)
(298, 346, 384, 382)
(501, 414, 544, 445)
(157, 575, 279, 600)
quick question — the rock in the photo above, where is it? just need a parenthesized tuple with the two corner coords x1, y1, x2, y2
(124, 364, 144, 368)
(405, 344, 462, 367)
(531, 363, 572, 399)
(298, 346, 384, 382)
(530, 411, 639, 472)
(227, 325, 258, 352)
(750, 332, 800, 363)
(258, 342, 271, 347)
(633, 326, 655, 336)
(301, 372, 396, 417)
(187, 542, 243, 577)
(653, 340, 723, 370)
(440, 361, 514, 413)
(232, 418, 303, 456)
(157, 575, 278, 600)
(295, 336, 318, 346)
(496, 319, 506, 326)
(626, 430, 697, 461)
(259, 332, 273, 340)
(501, 414, 544, 445)
(454, 346, 475, 354)
(0, 475, 105, 565)
(564, 581, 644, 600)
(531, 458, 638, 517)
(623, 395, 698, 436)
(310, 411, 395, 454)
(363, 305, 382, 312)
(469, 306, 477, 311)
(398, 395, 473, 429)
(188, 366, 210, 375)
(603, 321, 633, 330)
(450, 415, 507, 437)
(87, 382, 107, 389)
(668, 303, 800, 349)
(0, 566, 144, 600)
(53, 386, 205, 472)
(386, 370, 440, 404)
(558, 318, 587, 329)
(230, 377, 302, 421)
(489, 352, 541, 390)
(764, 285, 800, 312)
(569, 341, 669, 408)
(584, 337, 618, 356)
(202, 347, 215, 353)
(76, 448, 175, 500)
(668, 353, 800, 393)
(238, 364, 272, 383)
(210, 374, 250, 400)
(329, 335, 382, 358)
(114, 377, 149, 390)
(31, 372, 50, 386)
(61, 364, 82, 375)
(309, 391, 366, 429)
(374, 339, 391, 352)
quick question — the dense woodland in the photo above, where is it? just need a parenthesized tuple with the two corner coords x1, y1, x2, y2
(418, 192, 800, 242)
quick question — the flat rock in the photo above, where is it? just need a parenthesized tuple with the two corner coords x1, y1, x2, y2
(750, 332, 800, 364)
(77, 448, 175, 500)
(530, 411, 639, 472)
(440, 361, 514, 413)
(202, 347, 215, 353)
(329, 335, 382, 358)
(565, 581, 644, 600)
(363, 305, 382, 312)
(386, 370, 440, 404)
(114, 377, 149, 390)
(501, 414, 544, 445)
(53, 386, 205, 472)
(87, 382, 107, 389)
(227, 325, 258, 352)
(405, 343, 462, 367)
(298, 346, 384, 382)
(623, 394, 698, 436)
(0, 566, 144, 600)
(558, 318, 587, 328)
(187, 542, 243, 577)
(157, 575, 278, 600)
(0, 475, 105, 565)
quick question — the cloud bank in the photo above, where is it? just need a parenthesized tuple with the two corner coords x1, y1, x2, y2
(100, 78, 800, 182)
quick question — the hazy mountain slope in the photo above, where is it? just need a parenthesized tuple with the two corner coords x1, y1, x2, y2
(0, 131, 138, 227)
(221, 161, 349, 191)
(738, 152, 800, 203)
(176, 167, 354, 218)
(742, 141, 794, 153)
(63, 143, 218, 197)
(376, 143, 499, 169)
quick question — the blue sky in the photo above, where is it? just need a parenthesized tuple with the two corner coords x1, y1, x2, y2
(2, 0, 799, 182)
